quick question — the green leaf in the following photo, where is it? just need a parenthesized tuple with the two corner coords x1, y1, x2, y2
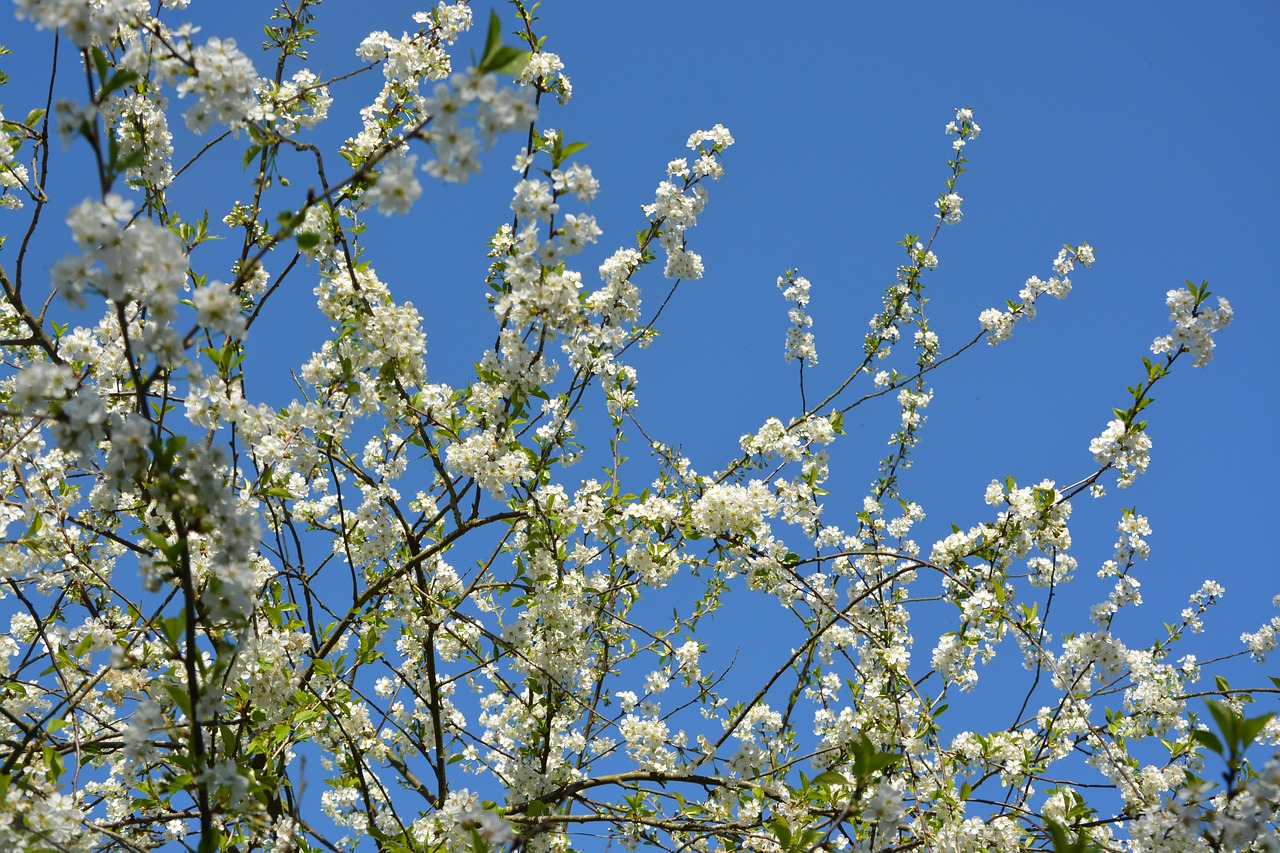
(42, 744, 65, 782)
(810, 770, 848, 788)
(1206, 699, 1236, 746)
(197, 826, 224, 853)
(100, 69, 139, 97)
(160, 612, 186, 646)
(482, 10, 503, 66)
(475, 9, 530, 75)
(559, 140, 590, 161)
(163, 684, 191, 720)
(1241, 711, 1274, 747)
(1045, 818, 1101, 853)
(485, 46, 529, 76)
(769, 816, 791, 850)
(1192, 729, 1224, 756)
(90, 45, 110, 82)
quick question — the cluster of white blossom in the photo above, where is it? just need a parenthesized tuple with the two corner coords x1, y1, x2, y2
(935, 191, 963, 224)
(778, 270, 818, 364)
(619, 713, 679, 772)
(343, 5, 534, 189)
(444, 430, 531, 495)
(897, 386, 933, 431)
(14, 0, 145, 48)
(414, 2, 472, 43)
(193, 280, 247, 339)
(1089, 417, 1153, 487)
(358, 28, 451, 85)
(946, 106, 982, 149)
(518, 49, 571, 104)
(259, 68, 333, 136)
(560, 212, 604, 261)
(1055, 630, 1129, 694)
(100, 90, 175, 187)
(1242, 596, 1280, 661)
(979, 244, 1094, 344)
(365, 149, 423, 215)
(0, 109, 33, 208)
(642, 125, 734, 280)
(1152, 284, 1234, 367)
(583, 245, 642, 323)
(1180, 578, 1225, 634)
(424, 72, 538, 181)
(690, 481, 778, 542)
(741, 416, 803, 462)
(493, 228, 587, 333)
(1090, 510, 1150, 624)
(0, 785, 89, 852)
(1125, 755, 1280, 852)
(310, 262, 428, 388)
(510, 176, 558, 222)
(53, 195, 182, 313)
(172, 37, 264, 133)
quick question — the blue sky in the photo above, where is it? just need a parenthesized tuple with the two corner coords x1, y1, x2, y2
(3, 0, 1279, 843)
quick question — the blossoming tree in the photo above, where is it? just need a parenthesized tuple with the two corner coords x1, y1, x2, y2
(0, 1, 1276, 852)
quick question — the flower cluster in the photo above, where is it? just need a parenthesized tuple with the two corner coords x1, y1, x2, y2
(935, 191, 963, 224)
(50, 195, 189, 365)
(0, 110, 33, 208)
(365, 150, 422, 215)
(418, 72, 537, 181)
(1151, 282, 1233, 367)
(357, 28, 452, 86)
(1089, 418, 1153, 487)
(1242, 597, 1280, 661)
(691, 481, 778, 541)
(14, 0, 144, 48)
(173, 37, 263, 133)
(979, 244, 1095, 344)
(259, 69, 333, 137)
(946, 106, 982, 150)
(642, 125, 734, 280)
(778, 269, 818, 365)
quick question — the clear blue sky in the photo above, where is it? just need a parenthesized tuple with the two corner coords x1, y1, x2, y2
(3, 0, 1278, 842)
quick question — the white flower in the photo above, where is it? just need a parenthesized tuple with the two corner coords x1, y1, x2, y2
(935, 192, 963, 224)
(510, 177, 558, 222)
(519, 51, 564, 85)
(778, 272, 818, 364)
(1089, 419, 1152, 488)
(366, 151, 422, 216)
(1151, 284, 1233, 367)
(979, 307, 1014, 344)
(691, 482, 777, 540)
(176, 37, 262, 133)
(194, 280, 247, 339)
